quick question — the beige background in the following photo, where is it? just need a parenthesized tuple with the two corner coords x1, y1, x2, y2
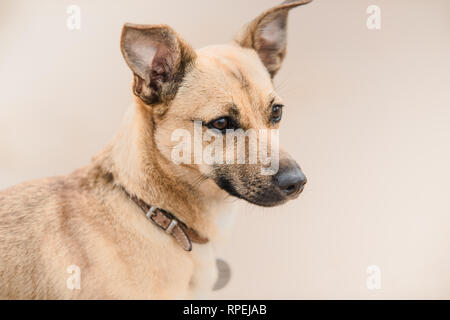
(1, 0, 450, 299)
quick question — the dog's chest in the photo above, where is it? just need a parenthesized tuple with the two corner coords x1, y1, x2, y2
(187, 243, 218, 299)
(187, 201, 238, 298)
(104, 198, 238, 299)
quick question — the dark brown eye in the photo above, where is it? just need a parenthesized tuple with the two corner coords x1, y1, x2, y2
(271, 104, 283, 123)
(211, 117, 229, 130)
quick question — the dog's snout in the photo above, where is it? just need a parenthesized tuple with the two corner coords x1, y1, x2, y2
(274, 163, 307, 197)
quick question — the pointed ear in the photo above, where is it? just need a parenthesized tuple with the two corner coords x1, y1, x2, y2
(120, 23, 196, 105)
(234, 0, 312, 78)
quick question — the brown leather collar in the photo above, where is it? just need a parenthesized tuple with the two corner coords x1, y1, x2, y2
(121, 187, 208, 251)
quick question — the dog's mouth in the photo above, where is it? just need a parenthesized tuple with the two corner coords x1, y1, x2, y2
(214, 175, 305, 207)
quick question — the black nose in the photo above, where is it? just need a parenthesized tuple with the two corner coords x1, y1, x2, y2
(274, 163, 307, 196)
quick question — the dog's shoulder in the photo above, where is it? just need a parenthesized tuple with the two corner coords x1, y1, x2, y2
(0, 177, 65, 224)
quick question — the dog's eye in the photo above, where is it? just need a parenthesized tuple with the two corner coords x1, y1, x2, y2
(210, 117, 230, 131)
(271, 104, 283, 123)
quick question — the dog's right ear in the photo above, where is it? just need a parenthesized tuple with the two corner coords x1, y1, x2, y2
(120, 24, 196, 105)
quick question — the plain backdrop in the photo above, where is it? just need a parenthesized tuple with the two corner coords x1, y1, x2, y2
(1, 0, 450, 299)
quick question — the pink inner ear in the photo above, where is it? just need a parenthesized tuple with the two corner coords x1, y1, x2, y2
(133, 40, 157, 64)
(151, 44, 175, 83)
(259, 18, 287, 51)
(125, 36, 159, 84)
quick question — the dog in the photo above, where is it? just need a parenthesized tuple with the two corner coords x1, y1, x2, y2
(0, 0, 311, 299)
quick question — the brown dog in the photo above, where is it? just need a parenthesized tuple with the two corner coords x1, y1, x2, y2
(0, 0, 311, 299)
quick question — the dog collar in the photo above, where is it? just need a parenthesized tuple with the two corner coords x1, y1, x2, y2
(122, 187, 209, 251)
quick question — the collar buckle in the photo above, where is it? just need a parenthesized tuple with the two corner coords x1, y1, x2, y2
(165, 219, 178, 235)
(145, 206, 158, 219)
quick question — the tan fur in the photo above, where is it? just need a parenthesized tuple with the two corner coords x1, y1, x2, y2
(0, 0, 311, 299)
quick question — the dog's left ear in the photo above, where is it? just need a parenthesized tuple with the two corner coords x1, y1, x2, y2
(121, 23, 196, 105)
(234, 0, 312, 78)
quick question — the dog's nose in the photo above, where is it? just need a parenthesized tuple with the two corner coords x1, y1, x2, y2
(274, 163, 307, 196)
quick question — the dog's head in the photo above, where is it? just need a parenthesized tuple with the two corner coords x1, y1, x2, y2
(120, 0, 311, 207)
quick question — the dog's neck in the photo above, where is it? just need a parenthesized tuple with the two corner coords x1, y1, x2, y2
(91, 98, 227, 240)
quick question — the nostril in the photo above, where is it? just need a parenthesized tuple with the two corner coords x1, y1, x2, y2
(282, 181, 305, 196)
(285, 184, 297, 194)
